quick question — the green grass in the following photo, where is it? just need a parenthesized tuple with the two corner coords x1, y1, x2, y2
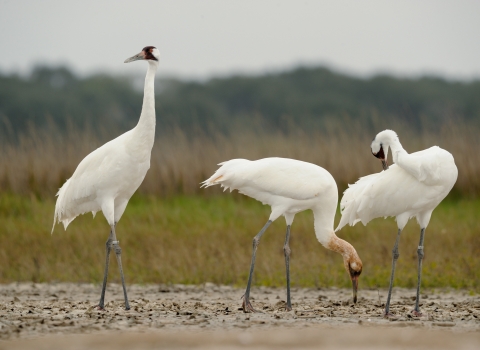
(0, 193, 479, 291)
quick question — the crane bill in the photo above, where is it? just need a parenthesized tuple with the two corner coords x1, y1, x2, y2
(124, 52, 144, 63)
(352, 275, 358, 303)
(381, 159, 389, 171)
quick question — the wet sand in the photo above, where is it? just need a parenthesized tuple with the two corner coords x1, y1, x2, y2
(1, 283, 479, 349)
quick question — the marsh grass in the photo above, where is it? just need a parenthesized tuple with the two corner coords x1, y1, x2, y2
(0, 117, 478, 289)
(0, 117, 479, 198)
(0, 194, 478, 291)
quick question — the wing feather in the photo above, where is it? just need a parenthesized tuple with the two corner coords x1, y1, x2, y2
(396, 146, 455, 185)
(336, 164, 445, 231)
(202, 158, 333, 202)
(52, 137, 125, 231)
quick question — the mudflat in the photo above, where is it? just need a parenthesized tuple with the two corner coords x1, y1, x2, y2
(1, 283, 479, 349)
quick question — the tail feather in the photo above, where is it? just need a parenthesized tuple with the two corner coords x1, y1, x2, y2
(335, 173, 378, 232)
(200, 174, 223, 188)
(201, 159, 247, 190)
(51, 178, 77, 233)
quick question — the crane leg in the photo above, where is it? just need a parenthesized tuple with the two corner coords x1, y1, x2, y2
(413, 228, 426, 316)
(97, 229, 114, 310)
(283, 225, 292, 311)
(384, 229, 402, 318)
(110, 225, 130, 311)
(242, 220, 272, 313)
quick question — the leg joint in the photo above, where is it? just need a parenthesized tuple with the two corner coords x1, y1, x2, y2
(392, 247, 399, 260)
(417, 246, 424, 259)
(283, 245, 291, 256)
(112, 241, 122, 254)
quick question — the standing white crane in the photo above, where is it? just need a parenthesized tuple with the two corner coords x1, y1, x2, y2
(52, 46, 160, 310)
(202, 157, 363, 312)
(336, 129, 457, 317)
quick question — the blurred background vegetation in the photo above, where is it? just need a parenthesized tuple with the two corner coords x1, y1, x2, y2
(2, 65, 480, 137)
(0, 65, 479, 290)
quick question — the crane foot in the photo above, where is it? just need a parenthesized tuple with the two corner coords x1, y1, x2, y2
(383, 311, 399, 319)
(242, 295, 262, 313)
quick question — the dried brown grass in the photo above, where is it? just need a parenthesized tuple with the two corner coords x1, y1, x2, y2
(0, 117, 478, 198)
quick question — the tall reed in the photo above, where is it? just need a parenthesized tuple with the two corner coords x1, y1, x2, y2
(0, 117, 478, 198)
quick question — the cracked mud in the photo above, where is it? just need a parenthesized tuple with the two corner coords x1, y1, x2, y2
(1, 283, 479, 349)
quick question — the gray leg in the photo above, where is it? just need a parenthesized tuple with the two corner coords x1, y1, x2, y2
(384, 229, 402, 317)
(97, 230, 113, 310)
(110, 225, 130, 310)
(283, 225, 292, 311)
(413, 228, 426, 315)
(242, 220, 272, 313)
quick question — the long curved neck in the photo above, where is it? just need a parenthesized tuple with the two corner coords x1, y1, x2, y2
(313, 206, 355, 258)
(387, 137, 407, 165)
(132, 61, 158, 148)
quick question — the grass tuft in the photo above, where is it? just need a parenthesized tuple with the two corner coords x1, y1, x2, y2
(0, 194, 478, 291)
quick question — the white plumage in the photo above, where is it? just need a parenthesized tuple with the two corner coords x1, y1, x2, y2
(52, 131, 153, 230)
(52, 46, 160, 310)
(336, 129, 457, 317)
(205, 158, 336, 211)
(337, 130, 457, 232)
(203, 157, 362, 312)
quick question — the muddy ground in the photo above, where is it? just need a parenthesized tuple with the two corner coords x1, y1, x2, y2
(0, 283, 479, 349)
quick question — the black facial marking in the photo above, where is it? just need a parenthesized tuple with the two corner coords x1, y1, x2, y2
(372, 144, 385, 160)
(142, 46, 158, 61)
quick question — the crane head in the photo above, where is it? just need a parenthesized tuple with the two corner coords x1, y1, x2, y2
(371, 142, 389, 171)
(371, 130, 399, 171)
(345, 256, 362, 304)
(124, 46, 160, 63)
(329, 236, 363, 304)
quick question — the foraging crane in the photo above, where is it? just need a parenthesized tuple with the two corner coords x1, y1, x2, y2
(52, 46, 160, 310)
(202, 157, 363, 312)
(336, 129, 457, 317)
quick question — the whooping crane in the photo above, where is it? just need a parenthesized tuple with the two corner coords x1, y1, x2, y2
(202, 157, 363, 312)
(336, 130, 457, 317)
(52, 46, 160, 310)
